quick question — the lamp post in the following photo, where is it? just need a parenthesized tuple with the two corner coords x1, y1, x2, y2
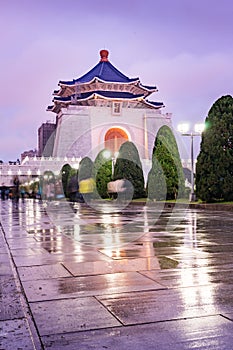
(111, 157, 115, 178)
(178, 123, 205, 202)
(102, 150, 118, 178)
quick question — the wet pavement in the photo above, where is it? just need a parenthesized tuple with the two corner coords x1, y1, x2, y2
(0, 198, 233, 349)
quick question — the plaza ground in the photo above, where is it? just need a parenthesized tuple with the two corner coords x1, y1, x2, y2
(1, 199, 233, 349)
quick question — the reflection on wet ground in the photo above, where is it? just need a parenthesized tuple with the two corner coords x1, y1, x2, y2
(1, 198, 233, 349)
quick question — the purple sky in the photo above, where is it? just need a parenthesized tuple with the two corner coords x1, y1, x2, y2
(1, 0, 232, 162)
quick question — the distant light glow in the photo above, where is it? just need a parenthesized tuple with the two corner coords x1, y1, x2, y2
(178, 123, 205, 134)
(103, 150, 111, 159)
(194, 123, 205, 133)
(177, 123, 190, 133)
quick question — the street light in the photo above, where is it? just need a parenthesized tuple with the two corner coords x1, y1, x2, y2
(177, 123, 205, 201)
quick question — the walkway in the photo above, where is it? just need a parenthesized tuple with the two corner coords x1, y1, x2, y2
(0, 199, 233, 349)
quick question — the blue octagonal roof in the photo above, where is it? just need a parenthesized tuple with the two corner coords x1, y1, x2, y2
(60, 50, 139, 85)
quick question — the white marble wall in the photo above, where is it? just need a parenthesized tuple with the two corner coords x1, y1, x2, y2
(52, 104, 172, 162)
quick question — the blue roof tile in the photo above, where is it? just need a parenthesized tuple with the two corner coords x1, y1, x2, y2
(60, 61, 139, 85)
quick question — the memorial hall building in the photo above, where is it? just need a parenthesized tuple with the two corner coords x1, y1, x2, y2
(47, 49, 173, 174)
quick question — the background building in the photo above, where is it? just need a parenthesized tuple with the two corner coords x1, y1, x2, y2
(38, 122, 56, 157)
(21, 149, 37, 162)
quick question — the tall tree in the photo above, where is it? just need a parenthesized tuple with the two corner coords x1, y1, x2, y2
(78, 157, 96, 200)
(61, 164, 72, 198)
(147, 126, 185, 200)
(67, 168, 79, 201)
(196, 95, 233, 202)
(78, 157, 94, 181)
(113, 141, 145, 199)
(94, 150, 112, 198)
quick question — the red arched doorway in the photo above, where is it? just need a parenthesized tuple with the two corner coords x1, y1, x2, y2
(104, 127, 129, 153)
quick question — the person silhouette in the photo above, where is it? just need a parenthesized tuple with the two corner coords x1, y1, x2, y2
(13, 176, 20, 203)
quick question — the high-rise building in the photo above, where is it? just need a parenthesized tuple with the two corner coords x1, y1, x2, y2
(38, 122, 56, 157)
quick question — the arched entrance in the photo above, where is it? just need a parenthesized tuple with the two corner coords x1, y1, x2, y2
(104, 127, 129, 153)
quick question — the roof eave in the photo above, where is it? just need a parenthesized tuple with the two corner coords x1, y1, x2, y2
(59, 76, 140, 87)
(90, 93, 144, 101)
(54, 92, 145, 103)
(138, 82, 158, 93)
(143, 100, 165, 109)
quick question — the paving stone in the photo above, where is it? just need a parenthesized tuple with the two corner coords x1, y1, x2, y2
(0, 264, 12, 277)
(21, 272, 163, 302)
(70, 231, 148, 247)
(200, 243, 233, 253)
(211, 284, 233, 313)
(17, 263, 72, 281)
(222, 313, 233, 321)
(97, 287, 219, 325)
(41, 240, 92, 254)
(51, 250, 112, 262)
(4, 230, 29, 239)
(0, 254, 11, 267)
(140, 265, 233, 288)
(0, 239, 7, 254)
(12, 255, 61, 267)
(7, 237, 38, 249)
(0, 318, 37, 350)
(41, 315, 233, 350)
(164, 252, 233, 268)
(0, 276, 24, 321)
(99, 242, 188, 259)
(10, 247, 50, 257)
(30, 297, 121, 336)
(63, 256, 160, 276)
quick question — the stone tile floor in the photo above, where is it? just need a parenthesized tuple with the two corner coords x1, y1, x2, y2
(0, 199, 233, 349)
